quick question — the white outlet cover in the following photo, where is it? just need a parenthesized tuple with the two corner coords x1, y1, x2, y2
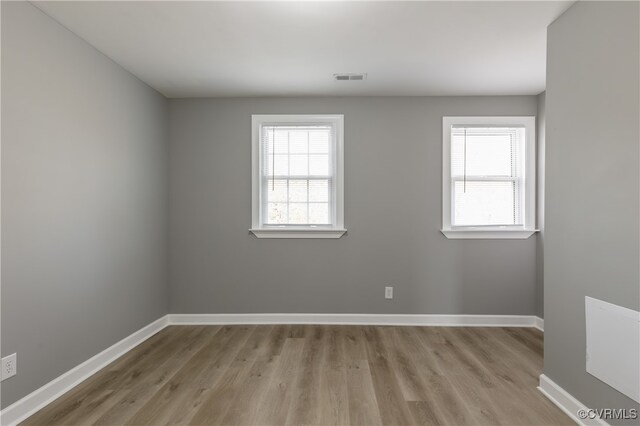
(385, 286, 393, 299)
(1, 353, 17, 381)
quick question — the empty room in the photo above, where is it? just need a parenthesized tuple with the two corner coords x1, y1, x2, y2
(1, 1, 639, 425)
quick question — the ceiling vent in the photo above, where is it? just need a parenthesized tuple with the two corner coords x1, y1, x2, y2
(334, 73, 367, 81)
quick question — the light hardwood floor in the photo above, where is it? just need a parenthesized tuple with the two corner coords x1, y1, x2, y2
(22, 325, 571, 425)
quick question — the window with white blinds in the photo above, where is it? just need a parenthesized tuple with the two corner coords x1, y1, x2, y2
(251, 115, 345, 239)
(263, 125, 332, 225)
(442, 117, 536, 239)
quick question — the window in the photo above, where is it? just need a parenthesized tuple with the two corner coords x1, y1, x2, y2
(251, 115, 345, 238)
(442, 116, 536, 239)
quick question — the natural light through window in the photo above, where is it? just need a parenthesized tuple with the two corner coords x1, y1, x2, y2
(264, 126, 331, 225)
(251, 115, 345, 238)
(442, 117, 536, 239)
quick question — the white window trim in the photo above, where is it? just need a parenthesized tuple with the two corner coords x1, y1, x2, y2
(441, 116, 537, 240)
(250, 114, 346, 239)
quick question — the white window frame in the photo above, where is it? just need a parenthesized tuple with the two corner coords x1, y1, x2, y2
(441, 116, 537, 239)
(250, 114, 346, 239)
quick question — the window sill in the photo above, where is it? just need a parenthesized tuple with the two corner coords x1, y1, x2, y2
(441, 228, 538, 240)
(250, 228, 347, 239)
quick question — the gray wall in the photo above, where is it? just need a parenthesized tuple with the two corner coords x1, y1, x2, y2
(169, 96, 539, 314)
(545, 1, 640, 421)
(536, 91, 546, 319)
(1, 2, 169, 408)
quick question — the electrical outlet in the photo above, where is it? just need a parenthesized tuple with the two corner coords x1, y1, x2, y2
(385, 286, 394, 299)
(1, 353, 17, 381)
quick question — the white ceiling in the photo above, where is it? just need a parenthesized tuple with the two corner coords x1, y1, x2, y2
(34, 1, 574, 98)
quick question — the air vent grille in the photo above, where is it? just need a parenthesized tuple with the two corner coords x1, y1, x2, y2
(334, 73, 367, 81)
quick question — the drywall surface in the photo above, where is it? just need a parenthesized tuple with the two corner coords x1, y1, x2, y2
(536, 91, 546, 319)
(1, 2, 169, 408)
(169, 96, 539, 314)
(544, 1, 640, 422)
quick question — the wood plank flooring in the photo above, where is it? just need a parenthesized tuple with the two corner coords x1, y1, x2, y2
(22, 325, 572, 425)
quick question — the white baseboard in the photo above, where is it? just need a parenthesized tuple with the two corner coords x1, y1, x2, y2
(0, 315, 169, 426)
(168, 313, 539, 327)
(0, 313, 541, 425)
(538, 374, 609, 426)
(535, 316, 544, 331)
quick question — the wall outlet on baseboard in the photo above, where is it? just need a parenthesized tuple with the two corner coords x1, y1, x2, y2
(1, 353, 17, 381)
(385, 286, 393, 299)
